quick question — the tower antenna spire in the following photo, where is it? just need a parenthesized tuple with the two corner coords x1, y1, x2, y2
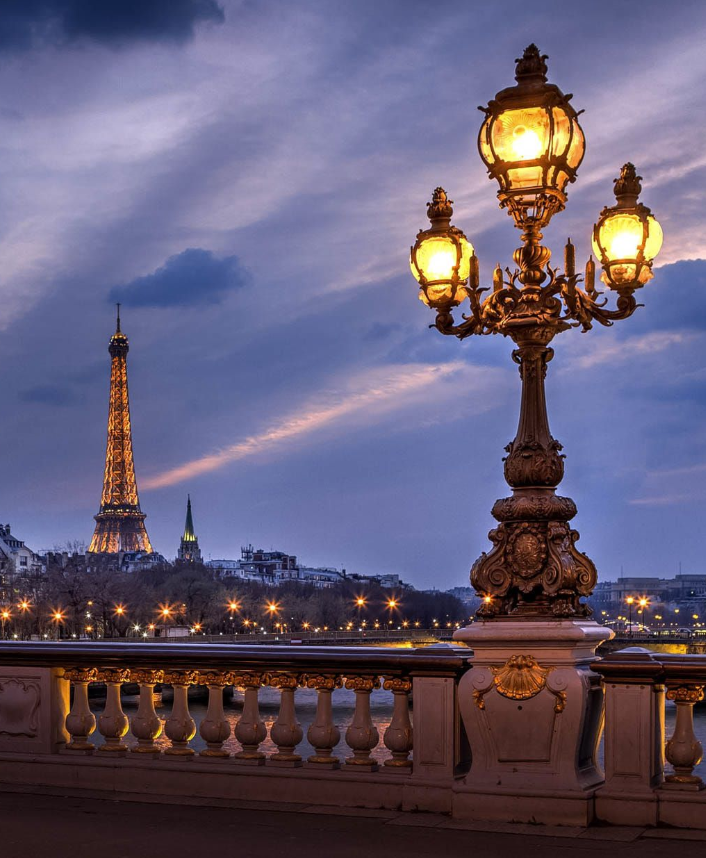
(116, 302, 121, 333)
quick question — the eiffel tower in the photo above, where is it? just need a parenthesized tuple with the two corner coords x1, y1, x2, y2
(88, 306, 153, 555)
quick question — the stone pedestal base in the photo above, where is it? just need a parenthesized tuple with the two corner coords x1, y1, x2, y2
(452, 620, 611, 824)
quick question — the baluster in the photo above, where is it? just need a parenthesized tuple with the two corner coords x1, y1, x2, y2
(233, 673, 267, 764)
(344, 675, 380, 772)
(305, 674, 342, 769)
(197, 671, 232, 758)
(382, 677, 413, 770)
(64, 668, 98, 752)
(96, 669, 130, 755)
(163, 671, 197, 756)
(269, 673, 303, 766)
(130, 670, 164, 756)
(664, 684, 705, 789)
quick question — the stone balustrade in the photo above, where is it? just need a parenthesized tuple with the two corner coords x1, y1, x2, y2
(593, 648, 706, 828)
(0, 641, 468, 815)
(4, 640, 706, 829)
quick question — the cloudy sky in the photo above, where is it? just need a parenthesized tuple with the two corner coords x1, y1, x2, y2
(0, 0, 705, 590)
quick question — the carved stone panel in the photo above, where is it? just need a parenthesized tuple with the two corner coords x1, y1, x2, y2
(0, 667, 68, 754)
(0, 678, 40, 737)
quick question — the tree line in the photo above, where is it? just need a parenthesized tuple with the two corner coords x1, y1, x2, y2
(0, 556, 468, 639)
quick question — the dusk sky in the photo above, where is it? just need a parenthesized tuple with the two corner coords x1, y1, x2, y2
(1, 0, 705, 590)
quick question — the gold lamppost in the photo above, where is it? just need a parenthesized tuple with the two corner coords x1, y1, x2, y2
(410, 45, 663, 620)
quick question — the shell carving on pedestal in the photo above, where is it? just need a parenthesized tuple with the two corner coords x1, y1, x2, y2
(491, 655, 551, 700)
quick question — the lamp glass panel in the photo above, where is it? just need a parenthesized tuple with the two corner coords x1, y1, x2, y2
(491, 107, 550, 164)
(418, 284, 454, 305)
(593, 213, 645, 262)
(566, 119, 585, 169)
(478, 115, 495, 166)
(551, 107, 571, 159)
(411, 234, 473, 284)
(506, 165, 543, 190)
(644, 215, 664, 260)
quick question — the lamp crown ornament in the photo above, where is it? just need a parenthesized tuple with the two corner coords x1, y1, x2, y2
(613, 162, 642, 207)
(514, 43, 548, 84)
(410, 45, 663, 620)
(426, 187, 454, 226)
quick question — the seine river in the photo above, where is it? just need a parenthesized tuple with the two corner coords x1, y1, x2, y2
(107, 689, 706, 773)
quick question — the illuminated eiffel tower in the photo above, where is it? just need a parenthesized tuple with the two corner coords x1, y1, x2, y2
(88, 306, 153, 555)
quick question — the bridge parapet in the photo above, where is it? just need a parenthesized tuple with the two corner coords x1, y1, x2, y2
(4, 641, 706, 830)
(0, 641, 470, 815)
(593, 648, 706, 827)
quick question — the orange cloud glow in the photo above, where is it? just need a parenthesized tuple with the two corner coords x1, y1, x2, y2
(143, 362, 465, 490)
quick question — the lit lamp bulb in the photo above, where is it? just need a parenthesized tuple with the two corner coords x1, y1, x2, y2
(593, 164, 662, 289)
(510, 124, 543, 161)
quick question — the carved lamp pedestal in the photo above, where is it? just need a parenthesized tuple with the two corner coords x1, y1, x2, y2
(454, 620, 610, 825)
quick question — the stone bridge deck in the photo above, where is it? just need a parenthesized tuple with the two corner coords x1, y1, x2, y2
(1, 791, 704, 858)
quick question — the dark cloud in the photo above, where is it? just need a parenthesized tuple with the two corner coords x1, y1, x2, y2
(627, 260, 706, 334)
(19, 384, 78, 407)
(108, 248, 249, 308)
(0, 0, 224, 51)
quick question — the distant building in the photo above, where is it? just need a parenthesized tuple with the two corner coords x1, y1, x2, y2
(446, 586, 476, 606)
(345, 572, 406, 589)
(207, 545, 345, 589)
(0, 524, 43, 576)
(119, 551, 167, 573)
(0, 523, 44, 600)
(177, 496, 202, 563)
(592, 575, 706, 609)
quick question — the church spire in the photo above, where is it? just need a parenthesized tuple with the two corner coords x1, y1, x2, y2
(178, 495, 202, 563)
(183, 494, 196, 542)
(88, 309, 153, 555)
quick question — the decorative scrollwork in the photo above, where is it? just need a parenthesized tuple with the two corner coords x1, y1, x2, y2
(131, 669, 164, 685)
(343, 676, 381, 692)
(383, 678, 412, 693)
(303, 674, 343, 691)
(667, 686, 705, 704)
(231, 672, 268, 689)
(196, 671, 232, 687)
(268, 673, 301, 690)
(64, 668, 98, 683)
(163, 670, 198, 686)
(96, 669, 130, 684)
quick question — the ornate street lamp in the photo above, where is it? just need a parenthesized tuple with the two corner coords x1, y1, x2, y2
(410, 45, 663, 620)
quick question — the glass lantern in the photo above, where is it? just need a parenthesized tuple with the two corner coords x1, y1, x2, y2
(592, 163, 663, 290)
(477, 44, 585, 229)
(410, 187, 474, 308)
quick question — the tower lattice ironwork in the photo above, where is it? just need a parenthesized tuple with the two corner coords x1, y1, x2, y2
(88, 306, 153, 555)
